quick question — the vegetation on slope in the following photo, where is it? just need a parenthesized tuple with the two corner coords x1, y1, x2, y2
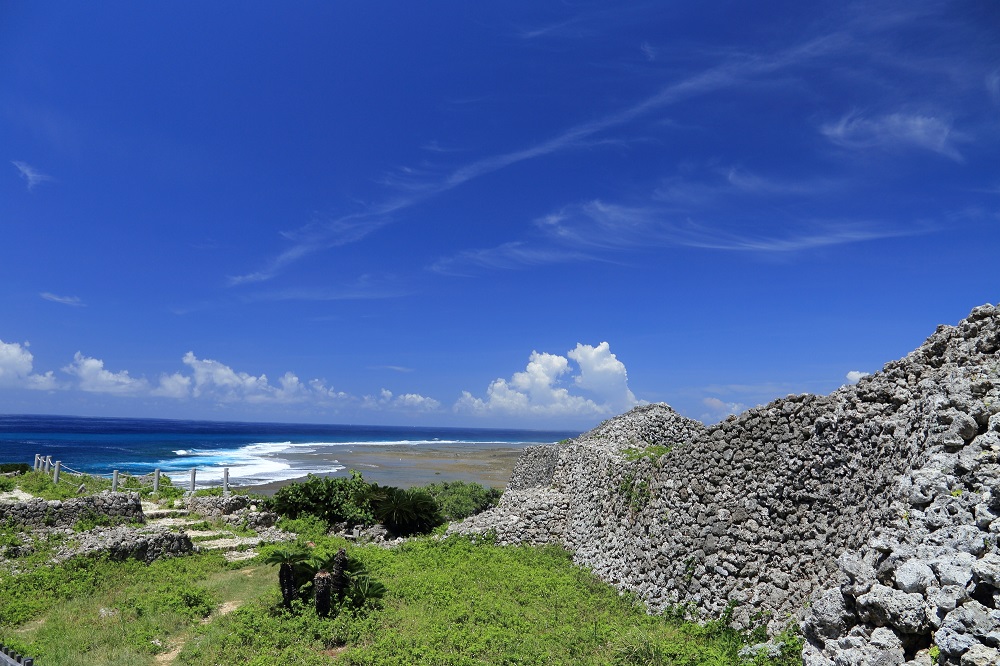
(0, 528, 803, 665)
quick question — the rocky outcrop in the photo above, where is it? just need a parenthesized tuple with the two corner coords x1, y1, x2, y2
(0, 491, 144, 528)
(450, 303, 1000, 665)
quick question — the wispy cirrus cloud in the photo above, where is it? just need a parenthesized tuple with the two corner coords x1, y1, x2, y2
(232, 34, 846, 285)
(988, 69, 1000, 106)
(40, 292, 85, 307)
(12, 161, 54, 190)
(821, 111, 965, 161)
(240, 273, 412, 302)
(430, 241, 594, 276)
(430, 190, 928, 276)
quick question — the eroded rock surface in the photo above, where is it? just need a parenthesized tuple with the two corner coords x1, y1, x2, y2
(450, 303, 1000, 664)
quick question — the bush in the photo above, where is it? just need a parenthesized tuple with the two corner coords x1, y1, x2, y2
(420, 480, 502, 521)
(0, 463, 31, 474)
(273, 472, 377, 527)
(0, 477, 14, 492)
(371, 488, 443, 536)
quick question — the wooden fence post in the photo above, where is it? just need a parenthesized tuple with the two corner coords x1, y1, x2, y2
(33, 454, 40, 471)
(112, 470, 119, 492)
(153, 468, 160, 494)
(53, 461, 61, 484)
(189, 468, 196, 492)
(43, 456, 52, 473)
(223, 467, 229, 495)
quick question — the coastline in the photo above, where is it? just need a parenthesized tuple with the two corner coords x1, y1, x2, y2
(243, 444, 523, 495)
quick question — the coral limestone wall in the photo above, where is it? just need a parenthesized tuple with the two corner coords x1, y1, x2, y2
(0, 491, 145, 528)
(450, 304, 1000, 665)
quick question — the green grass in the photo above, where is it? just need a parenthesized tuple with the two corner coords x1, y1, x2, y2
(14, 470, 113, 500)
(184, 536, 802, 666)
(0, 534, 803, 666)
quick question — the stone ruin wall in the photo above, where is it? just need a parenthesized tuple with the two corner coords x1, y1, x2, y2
(450, 304, 1000, 665)
(0, 491, 145, 528)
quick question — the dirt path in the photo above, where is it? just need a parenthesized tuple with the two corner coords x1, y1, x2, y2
(153, 579, 259, 664)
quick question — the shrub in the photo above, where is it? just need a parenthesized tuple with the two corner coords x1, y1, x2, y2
(420, 480, 502, 522)
(272, 471, 377, 527)
(0, 477, 14, 492)
(0, 463, 31, 474)
(371, 487, 443, 536)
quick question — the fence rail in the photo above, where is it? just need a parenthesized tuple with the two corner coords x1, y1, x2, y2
(29, 453, 233, 495)
(0, 643, 33, 666)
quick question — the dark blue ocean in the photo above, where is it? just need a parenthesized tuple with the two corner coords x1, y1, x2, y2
(0, 415, 578, 488)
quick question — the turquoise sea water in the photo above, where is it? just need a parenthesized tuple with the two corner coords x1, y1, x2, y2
(0, 415, 578, 488)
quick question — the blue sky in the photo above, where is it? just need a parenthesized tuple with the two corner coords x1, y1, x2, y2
(2, 1, 998, 429)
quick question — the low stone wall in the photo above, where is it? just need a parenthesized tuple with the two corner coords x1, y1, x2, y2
(0, 491, 144, 528)
(53, 526, 194, 564)
(186, 494, 255, 517)
(450, 304, 1000, 665)
(186, 494, 277, 529)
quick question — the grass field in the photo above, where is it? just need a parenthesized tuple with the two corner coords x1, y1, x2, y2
(0, 526, 802, 666)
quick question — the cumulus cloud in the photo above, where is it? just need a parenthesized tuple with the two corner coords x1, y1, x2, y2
(567, 342, 638, 412)
(846, 370, 870, 384)
(364, 388, 441, 411)
(179, 352, 354, 405)
(700, 397, 747, 423)
(63, 353, 148, 395)
(151, 372, 192, 399)
(821, 112, 964, 161)
(12, 161, 54, 190)
(183, 352, 295, 403)
(0, 340, 57, 390)
(456, 343, 640, 419)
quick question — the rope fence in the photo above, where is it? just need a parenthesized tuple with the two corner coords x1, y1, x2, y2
(29, 453, 233, 495)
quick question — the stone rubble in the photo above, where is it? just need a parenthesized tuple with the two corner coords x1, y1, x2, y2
(450, 303, 1000, 665)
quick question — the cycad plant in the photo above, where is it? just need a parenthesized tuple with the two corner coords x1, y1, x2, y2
(262, 545, 311, 610)
(311, 548, 350, 618)
(308, 547, 385, 617)
(372, 487, 443, 536)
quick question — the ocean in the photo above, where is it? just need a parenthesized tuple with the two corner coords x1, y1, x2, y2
(0, 415, 579, 489)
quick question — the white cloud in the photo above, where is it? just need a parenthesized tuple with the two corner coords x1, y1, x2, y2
(63, 352, 148, 395)
(700, 397, 747, 422)
(0, 340, 57, 390)
(180, 352, 354, 405)
(846, 370, 870, 384)
(364, 388, 441, 411)
(456, 343, 639, 419)
(567, 342, 638, 412)
(40, 292, 85, 307)
(183, 352, 284, 403)
(821, 112, 964, 161)
(12, 161, 53, 190)
(151, 372, 192, 399)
